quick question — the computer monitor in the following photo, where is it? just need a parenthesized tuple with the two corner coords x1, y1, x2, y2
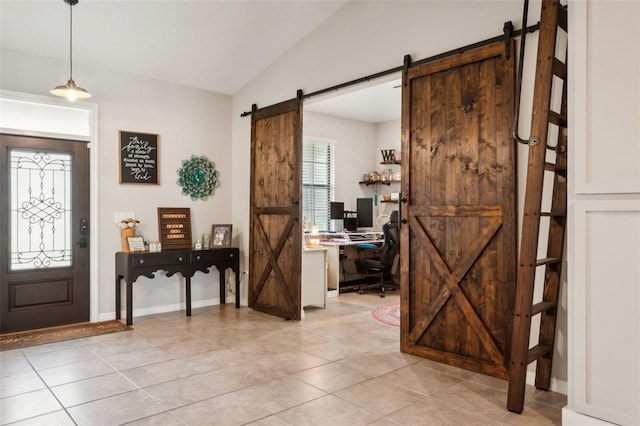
(330, 202, 344, 219)
(356, 198, 373, 228)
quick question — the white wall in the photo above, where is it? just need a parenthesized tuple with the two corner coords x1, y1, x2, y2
(1, 48, 234, 320)
(375, 120, 400, 154)
(231, 0, 571, 388)
(375, 120, 402, 222)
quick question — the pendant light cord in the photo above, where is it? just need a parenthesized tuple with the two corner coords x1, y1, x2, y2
(69, 0, 73, 80)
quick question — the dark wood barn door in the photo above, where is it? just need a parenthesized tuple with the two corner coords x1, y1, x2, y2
(249, 98, 303, 320)
(1, 134, 90, 333)
(400, 41, 517, 378)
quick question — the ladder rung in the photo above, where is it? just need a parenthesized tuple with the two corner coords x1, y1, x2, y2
(527, 344, 553, 363)
(552, 58, 567, 80)
(536, 257, 562, 266)
(552, 58, 567, 79)
(557, 4, 568, 32)
(544, 162, 566, 174)
(540, 211, 566, 217)
(548, 111, 567, 128)
(531, 301, 557, 316)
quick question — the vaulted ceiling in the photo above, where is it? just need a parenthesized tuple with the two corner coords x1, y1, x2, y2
(0, 0, 348, 95)
(1, 0, 404, 123)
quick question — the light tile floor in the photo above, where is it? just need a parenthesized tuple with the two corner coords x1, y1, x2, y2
(0, 292, 565, 425)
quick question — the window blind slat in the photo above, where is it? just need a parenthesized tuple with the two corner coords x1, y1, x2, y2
(302, 137, 335, 232)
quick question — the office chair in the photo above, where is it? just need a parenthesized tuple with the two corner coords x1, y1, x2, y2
(354, 222, 400, 297)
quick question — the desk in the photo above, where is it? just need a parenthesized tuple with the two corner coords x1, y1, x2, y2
(320, 232, 383, 295)
(302, 247, 328, 313)
(115, 248, 240, 325)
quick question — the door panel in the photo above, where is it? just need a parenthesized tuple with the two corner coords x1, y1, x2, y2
(249, 98, 303, 320)
(1, 135, 90, 333)
(400, 41, 517, 378)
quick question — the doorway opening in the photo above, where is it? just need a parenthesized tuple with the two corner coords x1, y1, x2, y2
(302, 74, 401, 305)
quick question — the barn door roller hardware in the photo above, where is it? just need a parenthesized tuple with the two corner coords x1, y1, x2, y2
(512, 0, 565, 150)
(241, 18, 539, 117)
(513, 0, 567, 151)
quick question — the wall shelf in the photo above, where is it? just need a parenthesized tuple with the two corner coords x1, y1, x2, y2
(380, 160, 401, 165)
(358, 180, 401, 186)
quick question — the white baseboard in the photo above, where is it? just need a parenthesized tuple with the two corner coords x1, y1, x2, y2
(526, 371, 568, 395)
(100, 298, 221, 322)
(562, 407, 615, 425)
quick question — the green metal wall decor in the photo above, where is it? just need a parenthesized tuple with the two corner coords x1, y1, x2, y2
(176, 155, 218, 201)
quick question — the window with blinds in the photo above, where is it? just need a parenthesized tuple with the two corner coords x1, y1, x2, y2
(302, 137, 336, 232)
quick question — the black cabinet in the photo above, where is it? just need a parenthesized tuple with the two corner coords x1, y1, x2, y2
(115, 248, 240, 325)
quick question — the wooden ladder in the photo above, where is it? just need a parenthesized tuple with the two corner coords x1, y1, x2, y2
(507, 0, 568, 414)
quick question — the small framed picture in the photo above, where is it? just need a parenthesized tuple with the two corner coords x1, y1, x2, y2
(211, 224, 232, 247)
(127, 236, 146, 252)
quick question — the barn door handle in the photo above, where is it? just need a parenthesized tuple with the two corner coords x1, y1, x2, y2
(398, 197, 407, 229)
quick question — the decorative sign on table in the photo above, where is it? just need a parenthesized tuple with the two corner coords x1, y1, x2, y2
(157, 207, 192, 250)
(119, 131, 159, 184)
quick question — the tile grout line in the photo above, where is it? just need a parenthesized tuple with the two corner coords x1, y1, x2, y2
(21, 353, 79, 426)
(90, 347, 189, 424)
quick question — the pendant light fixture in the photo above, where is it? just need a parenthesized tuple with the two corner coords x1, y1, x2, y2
(50, 0, 91, 101)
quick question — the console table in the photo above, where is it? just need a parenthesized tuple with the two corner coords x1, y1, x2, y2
(115, 248, 240, 325)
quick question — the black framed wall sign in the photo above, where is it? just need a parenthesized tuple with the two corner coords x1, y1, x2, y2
(119, 131, 159, 184)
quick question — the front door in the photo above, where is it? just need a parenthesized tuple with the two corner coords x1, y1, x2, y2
(248, 97, 303, 320)
(400, 41, 518, 378)
(1, 134, 90, 333)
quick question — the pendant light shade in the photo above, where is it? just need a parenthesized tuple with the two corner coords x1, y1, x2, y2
(50, 79, 91, 101)
(50, 0, 91, 101)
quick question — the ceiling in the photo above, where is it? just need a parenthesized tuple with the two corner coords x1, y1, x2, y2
(0, 0, 399, 123)
(0, 0, 348, 95)
(305, 78, 401, 123)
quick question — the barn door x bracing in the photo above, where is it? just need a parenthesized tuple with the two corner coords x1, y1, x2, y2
(249, 97, 303, 320)
(400, 41, 518, 378)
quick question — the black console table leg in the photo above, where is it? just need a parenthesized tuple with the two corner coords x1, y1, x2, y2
(126, 281, 133, 326)
(219, 269, 226, 305)
(115, 275, 121, 320)
(186, 277, 192, 316)
(235, 268, 240, 308)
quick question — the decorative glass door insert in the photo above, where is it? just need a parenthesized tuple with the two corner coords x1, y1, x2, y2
(10, 149, 72, 270)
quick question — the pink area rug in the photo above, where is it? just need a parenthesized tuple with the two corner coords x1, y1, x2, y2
(371, 305, 400, 327)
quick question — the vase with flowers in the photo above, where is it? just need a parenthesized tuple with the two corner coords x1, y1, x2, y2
(118, 218, 140, 252)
